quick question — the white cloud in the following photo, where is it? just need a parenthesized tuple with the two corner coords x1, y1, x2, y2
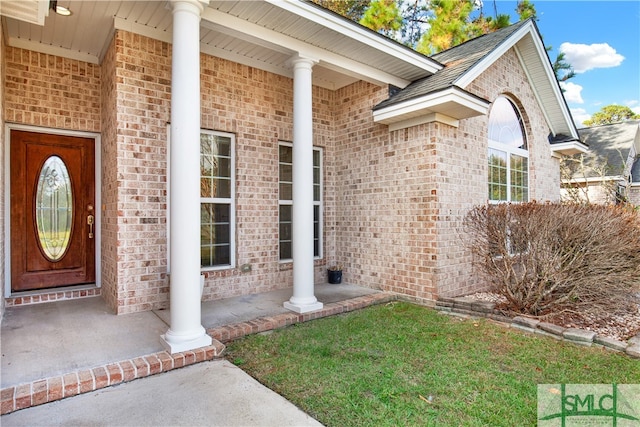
(623, 100, 640, 115)
(559, 42, 625, 73)
(560, 81, 584, 104)
(570, 108, 591, 128)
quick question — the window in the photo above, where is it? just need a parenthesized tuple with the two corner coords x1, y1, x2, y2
(488, 96, 528, 202)
(200, 131, 235, 269)
(279, 143, 322, 261)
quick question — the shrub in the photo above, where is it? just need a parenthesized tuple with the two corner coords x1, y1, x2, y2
(464, 202, 640, 316)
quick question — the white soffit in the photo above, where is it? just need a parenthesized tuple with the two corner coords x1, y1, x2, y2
(550, 141, 589, 156)
(0, 0, 48, 25)
(373, 87, 489, 129)
(264, 0, 441, 76)
(201, 7, 412, 89)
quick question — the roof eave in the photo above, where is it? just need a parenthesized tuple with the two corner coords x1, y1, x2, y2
(267, 0, 443, 75)
(455, 19, 580, 142)
(550, 141, 589, 156)
(373, 87, 490, 129)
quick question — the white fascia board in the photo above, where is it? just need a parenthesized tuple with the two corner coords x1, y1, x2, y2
(550, 141, 589, 156)
(7, 36, 99, 64)
(515, 36, 579, 140)
(266, 0, 442, 75)
(201, 8, 410, 88)
(388, 113, 459, 131)
(562, 176, 623, 184)
(455, 20, 578, 141)
(373, 87, 489, 124)
(455, 22, 534, 89)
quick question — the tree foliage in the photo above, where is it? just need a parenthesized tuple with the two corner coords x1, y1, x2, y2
(359, 0, 403, 38)
(416, 0, 475, 54)
(583, 104, 640, 126)
(312, 0, 371, 22)
(311, 0, 575, 82)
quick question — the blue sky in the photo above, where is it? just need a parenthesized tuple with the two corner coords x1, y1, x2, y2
(496, 1, 640, 127)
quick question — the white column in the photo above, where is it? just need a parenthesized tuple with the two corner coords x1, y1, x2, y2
(162, 0, 212, 353)
(284, 56, 323, 314)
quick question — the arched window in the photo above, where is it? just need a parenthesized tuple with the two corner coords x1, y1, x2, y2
(488, 96, 528, 202)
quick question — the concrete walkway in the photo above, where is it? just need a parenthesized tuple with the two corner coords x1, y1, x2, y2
(1, 283, 391, 425)
(1, 360, 323, 427)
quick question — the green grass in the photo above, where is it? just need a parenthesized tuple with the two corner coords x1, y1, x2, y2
(225, 302, 639, 426)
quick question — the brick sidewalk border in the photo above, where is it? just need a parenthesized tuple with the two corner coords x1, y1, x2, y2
(1, 292, 397, 416)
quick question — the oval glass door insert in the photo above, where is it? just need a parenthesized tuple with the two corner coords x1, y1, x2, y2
(36, 156, 73, 261)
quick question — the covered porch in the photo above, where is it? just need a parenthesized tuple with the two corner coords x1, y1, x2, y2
(0, 283, 394, 415)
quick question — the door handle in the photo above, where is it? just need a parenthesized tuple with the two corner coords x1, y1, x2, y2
(87, 214, 94, 239)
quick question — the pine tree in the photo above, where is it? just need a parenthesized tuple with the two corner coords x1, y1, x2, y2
(583, 105, 640, 126)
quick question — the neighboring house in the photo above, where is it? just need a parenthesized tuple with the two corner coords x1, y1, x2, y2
(0, 1, 585, 352)
(562, 121, 640, 205)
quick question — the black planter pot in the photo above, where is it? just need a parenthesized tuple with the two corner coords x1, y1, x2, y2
(327, 269, 342, 284)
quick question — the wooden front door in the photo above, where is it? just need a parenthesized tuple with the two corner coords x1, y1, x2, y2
(10, 130, 95, 292)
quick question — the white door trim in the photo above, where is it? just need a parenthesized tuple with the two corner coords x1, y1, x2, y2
(4, 123, 102, 296)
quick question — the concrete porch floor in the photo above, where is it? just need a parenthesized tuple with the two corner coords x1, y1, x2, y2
(1, 282, 393, 422)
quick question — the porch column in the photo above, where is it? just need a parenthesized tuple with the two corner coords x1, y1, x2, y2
(162, 0, 212, 353)
(284, 56, 323, 314)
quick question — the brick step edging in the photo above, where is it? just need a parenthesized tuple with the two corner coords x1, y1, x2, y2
(436, 297, 640, 359)
(1, 292, 396, 416)
(1, 341, 225, 416)
(208, 292, 397, 343)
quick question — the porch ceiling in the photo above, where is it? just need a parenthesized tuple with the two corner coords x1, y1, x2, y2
(1, 0, 438, 91)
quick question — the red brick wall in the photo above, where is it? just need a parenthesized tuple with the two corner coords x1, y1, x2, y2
(2, 31, 562, 312)
(100, 35, 119, 312)
(332, 81, 439, 299)
(435, 48, 560, 298)
(199, 54, 335, 300)
(106, 31, 172, 313)
(4, 48, 100, 132)
(104, 32, 338, 311)
(332, 48, 560, 302)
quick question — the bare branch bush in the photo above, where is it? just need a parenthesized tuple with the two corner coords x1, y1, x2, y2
(560, 151, 627, 205)
(464, 202, 640, 317)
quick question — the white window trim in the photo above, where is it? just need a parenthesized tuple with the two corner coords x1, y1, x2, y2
(200, 129, 236, 271)
(278, 141, 323, 262)
(488, 143, 529, 204)
(488, 96, 529, 204)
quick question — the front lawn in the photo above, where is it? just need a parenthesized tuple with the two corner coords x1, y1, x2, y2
(226, 302, 638, 426)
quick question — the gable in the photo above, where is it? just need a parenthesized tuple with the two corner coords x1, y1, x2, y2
(372, 19, 585, 155)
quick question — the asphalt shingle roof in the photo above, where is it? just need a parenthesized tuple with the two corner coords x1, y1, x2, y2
(575, 120, 640, 181)
(374, 19, 532, 111)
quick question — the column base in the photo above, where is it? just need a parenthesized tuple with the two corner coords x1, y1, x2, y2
(284, 300, 324, 314)
(161, 329, 212, 354)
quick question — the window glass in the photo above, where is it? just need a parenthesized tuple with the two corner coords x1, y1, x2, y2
(279, 144, 322, 260)
(488, 97, 527, 149)
(200, 132, 234, 268)
(488, 96, 528, 202)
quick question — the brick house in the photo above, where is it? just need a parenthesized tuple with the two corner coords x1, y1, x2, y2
(0, 1, 585, 352)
